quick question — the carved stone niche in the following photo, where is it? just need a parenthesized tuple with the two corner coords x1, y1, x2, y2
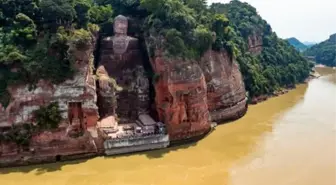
(96, 15, 151, 123)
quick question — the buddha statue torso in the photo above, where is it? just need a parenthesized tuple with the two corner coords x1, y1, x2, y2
(96, 15, 150, 123)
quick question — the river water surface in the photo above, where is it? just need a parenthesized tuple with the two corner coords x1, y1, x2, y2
(0, 69, 335, 185)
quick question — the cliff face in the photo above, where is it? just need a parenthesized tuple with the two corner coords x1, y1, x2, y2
(2, 65, 98, 128)
(1, 26, 248, 154)
(247, 33, 263, 54)
(148, 48, 247, 141)
(0, 34, 100, 161)
(150, 51, 211, 141)
(0, 48, 99, 129)
(200, 50, 247, 122)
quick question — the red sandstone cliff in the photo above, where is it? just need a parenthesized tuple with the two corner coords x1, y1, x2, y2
(0, 31, 101, 163)
(147, 45, 248, 141)
(150, 50, 211, 141)
(200, 49, 248, 122)
(247, 33, 263, 54)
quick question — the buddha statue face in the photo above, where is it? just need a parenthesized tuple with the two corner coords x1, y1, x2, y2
(114, 15, 128, 35)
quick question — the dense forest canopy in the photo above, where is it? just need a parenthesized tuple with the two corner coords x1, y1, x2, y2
(304, 34, 336, 67)
(209, 1, 312, 97)
(0, 0, 313, 107)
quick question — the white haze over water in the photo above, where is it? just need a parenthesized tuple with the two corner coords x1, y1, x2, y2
(207, 0, 336, 43)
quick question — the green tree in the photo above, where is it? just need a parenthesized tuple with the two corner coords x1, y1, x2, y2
(40, 0, 76, 30)
(34, 102, 62, 130)
(11, 13, 37, 46)
(89, 4, 113, 24)
(74, 0, 91, 28)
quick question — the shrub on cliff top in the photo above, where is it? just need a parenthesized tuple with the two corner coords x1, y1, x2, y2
(89, 4, 113, 24)
(164, 29, 187, 58)
(141, 0, 211, 59)
(70, 28, 92, 50)
(194, 25, 213, 55)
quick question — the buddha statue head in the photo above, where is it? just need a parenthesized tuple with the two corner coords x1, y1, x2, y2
(114, 15, 128, 35)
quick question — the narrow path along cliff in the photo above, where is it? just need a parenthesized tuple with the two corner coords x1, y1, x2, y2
(0, 69, 334, 185)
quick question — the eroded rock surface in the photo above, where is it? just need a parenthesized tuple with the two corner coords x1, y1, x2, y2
(0, 51, 98, 129)
(200, 50, 248, 122)
(0, 32, 100, 160)
(150, 51, 211, 141)
(248, 33, 263, 54)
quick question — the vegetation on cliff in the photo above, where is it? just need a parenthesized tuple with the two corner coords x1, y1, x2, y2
(34, 102, 62, 130)
(0, 0, 313, 105)
(0, 102, 62, 146)
(304, 34, 336, 67)
(210, 1, 313, 97)
(0, 0, 107, 107)
(108, 0, 312, 97)
(0, 123, 34, 147)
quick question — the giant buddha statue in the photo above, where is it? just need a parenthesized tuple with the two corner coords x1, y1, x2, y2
(96, 15, 150, 123)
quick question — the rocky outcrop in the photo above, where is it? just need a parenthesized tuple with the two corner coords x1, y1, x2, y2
(150, 51, 211, 141)
(200, 50, 248, 122)
(248, 33, 263, 54)
(146, 38, 248, 141)
(0, 129, 99, 167)
(0, 32, 100, 160)
(0, 50, 99, 129)
(147, 48, 248, 141)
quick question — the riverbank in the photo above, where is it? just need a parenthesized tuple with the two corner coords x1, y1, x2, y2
(250, 88, 292, 105)
(250, 66, 331, 105)
(1, 75, 334, 185)
(1, 67, 333, 168)
(0, 84, 306, 168)
(0, 122, 218, 168)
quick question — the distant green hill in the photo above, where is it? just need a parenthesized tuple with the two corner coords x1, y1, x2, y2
(304, 34, 336, 67)
(303, 41, 317, 47)
(286, 37, 308, 51)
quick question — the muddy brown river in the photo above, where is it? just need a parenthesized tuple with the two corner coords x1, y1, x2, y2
(0, 69, 335, 185)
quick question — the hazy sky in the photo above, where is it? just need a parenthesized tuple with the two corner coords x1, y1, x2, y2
(207, 0, 336, 43)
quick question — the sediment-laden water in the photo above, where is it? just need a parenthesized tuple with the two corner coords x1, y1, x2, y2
(0, 69, 335, 185)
